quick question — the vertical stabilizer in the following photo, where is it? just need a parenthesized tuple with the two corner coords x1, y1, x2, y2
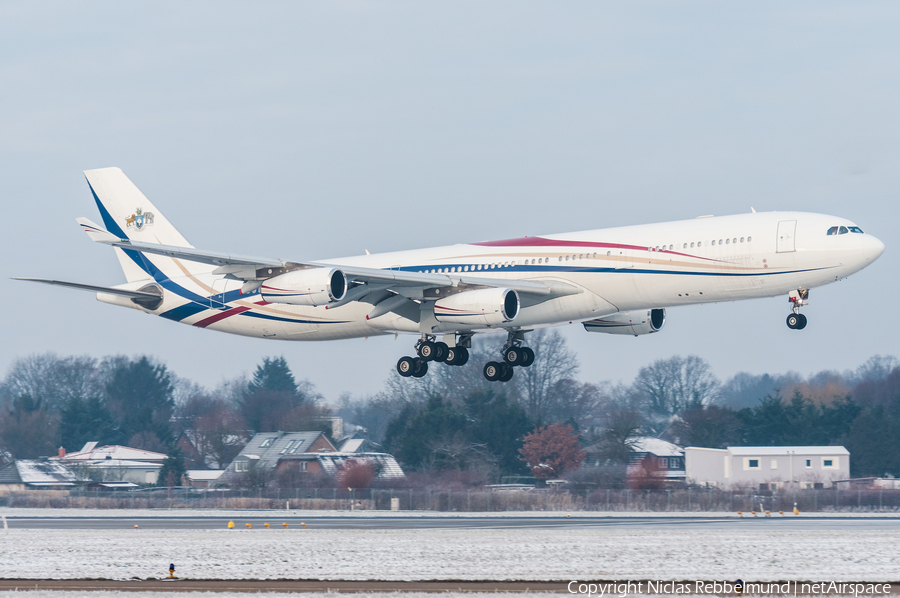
(83, 167, 213, 281)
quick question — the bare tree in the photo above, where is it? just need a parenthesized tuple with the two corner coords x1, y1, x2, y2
(630, 355, 720, 422)
(517, 329, 578, 425)
(2, 354, 100, 413)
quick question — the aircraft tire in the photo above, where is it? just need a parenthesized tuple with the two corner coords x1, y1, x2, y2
(499, 363, 514, 382)
(418, 341, 437, 361)
(412, 359, 428, 378)
(520, 347, 535, 367)
(503, 347, 520, 365)
(397, 356, 416, 377)
(434, 342, 449, 362)
(797, 314, 808, 329)
(484, 361, 502, 381)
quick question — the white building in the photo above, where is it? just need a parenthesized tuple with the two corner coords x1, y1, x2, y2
(53, 442, 167, 485)
(685, 446, 850, 489)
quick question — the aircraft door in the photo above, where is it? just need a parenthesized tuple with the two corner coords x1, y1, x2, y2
(210, 277, 230, 309)
(776, 220, 797, 253)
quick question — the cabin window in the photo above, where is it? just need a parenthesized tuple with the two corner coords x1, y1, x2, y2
(827, 226, 839, 235)
(690, 242, 695, 248)
(740, 237, 745, 243)
(559, 256, 563, 262)
(593, 252, 598, 258)
(747, 236, 752, 242)
(839, 226, 849, 235)
(726, 239, 730, 244)
(683, 243, 687, 249)
(848, 226, 864, 233)
(733, 238, 737, 244)
(565, 255, 569, 261)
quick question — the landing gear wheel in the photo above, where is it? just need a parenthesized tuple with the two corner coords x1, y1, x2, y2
(520, 347, 535, 367)
(433, 342, 449, 362)
(498, 363, 514, 382)
(484, 361, 502, 381)
(796, 313, 808, 330)
(786, 314, 800, 329)
(418, 341, 437, 361)
(503, 347, 521, 365)
(412, 359, 428, 378)
(453, 346, 469, 366)
(397, 356, 417, 377)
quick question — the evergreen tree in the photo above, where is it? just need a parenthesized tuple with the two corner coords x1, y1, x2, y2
(59, 395, 118, 450)
(104, 356, 175, 443)
(156, 445, 187, 487)
(248, 357, 298, 395)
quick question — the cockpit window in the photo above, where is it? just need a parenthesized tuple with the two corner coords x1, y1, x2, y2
(838, 226, 849, 235)
(827, 226, 839, 235)
(848, 226, 864, 234)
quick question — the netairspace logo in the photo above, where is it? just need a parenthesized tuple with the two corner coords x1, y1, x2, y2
(567, 581, 892, 597)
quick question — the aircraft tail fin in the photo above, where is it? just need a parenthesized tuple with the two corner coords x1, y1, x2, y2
(82, 167, 213, 281)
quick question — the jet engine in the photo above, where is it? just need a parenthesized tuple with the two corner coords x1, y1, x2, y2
(260, 268, 347, 306)
(583, 308, 665, 336)
(433, 288, 519, 327)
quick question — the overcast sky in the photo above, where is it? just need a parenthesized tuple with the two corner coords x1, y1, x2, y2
(1, 2, 898, 400)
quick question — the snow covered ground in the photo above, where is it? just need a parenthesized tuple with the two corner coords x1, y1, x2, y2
(3, 507, 899, 518)
(1, 526, 897, 582)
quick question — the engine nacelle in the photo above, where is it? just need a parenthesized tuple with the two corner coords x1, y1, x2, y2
(583, 308, 665, 336)
(260, 268, 347, 307)
(433, 288, 519, 327)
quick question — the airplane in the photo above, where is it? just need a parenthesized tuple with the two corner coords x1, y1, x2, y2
(18, 167, 884, 382)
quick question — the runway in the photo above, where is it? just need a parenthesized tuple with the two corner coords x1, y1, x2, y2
(3, 514, 899, 530)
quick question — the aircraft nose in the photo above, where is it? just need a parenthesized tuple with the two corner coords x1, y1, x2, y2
(863, 234, 885, 262)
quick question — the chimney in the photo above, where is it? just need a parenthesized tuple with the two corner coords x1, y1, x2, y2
(58, 447, 66, 458)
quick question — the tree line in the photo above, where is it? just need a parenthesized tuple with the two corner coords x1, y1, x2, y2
(1, 333, 898, 484)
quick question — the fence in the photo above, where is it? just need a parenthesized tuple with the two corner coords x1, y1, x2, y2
(3, 486, 900, 512)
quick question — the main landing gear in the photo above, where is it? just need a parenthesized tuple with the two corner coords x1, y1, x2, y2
(483, 331, 535, 383)
(786, 289, 809, 330)
(396, 335, 470, 378)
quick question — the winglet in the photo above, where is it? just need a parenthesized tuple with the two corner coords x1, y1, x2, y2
(76, 217, 122, 244)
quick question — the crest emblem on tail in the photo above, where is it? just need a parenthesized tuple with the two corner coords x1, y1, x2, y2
(125, 207, 155, 230)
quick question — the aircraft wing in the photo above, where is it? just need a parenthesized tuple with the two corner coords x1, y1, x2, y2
(77, 218, 575, 298)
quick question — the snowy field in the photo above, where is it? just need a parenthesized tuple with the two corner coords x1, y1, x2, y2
(1, 526, 897, 583)
(3, 508, 900, 518)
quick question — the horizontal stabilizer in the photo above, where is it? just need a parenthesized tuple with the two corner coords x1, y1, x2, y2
(76, 217, 122, 243)
(12, 278, 161, 300)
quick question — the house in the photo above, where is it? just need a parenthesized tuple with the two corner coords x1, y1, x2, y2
(315, 452, 405, 480)
(224, 431, 405, 483)
(685, 446, 850, 489)
(53, 442, 167, 485)
(627, 437, 685, 487)
(224, 431, 337, 477)
(186, 470, 224, 488)
(0, 459, 86, 491)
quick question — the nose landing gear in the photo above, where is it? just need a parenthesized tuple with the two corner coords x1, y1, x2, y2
(786, 289, 809, 330)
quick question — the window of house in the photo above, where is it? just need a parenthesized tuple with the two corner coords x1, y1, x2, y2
(658, 458, 668, 469)
(805, 459, 812, 468)
(300, 462, 308, 472)
(259, 438, 274, 448)
(770, 459, 778, 470)
(280, 440, 296, 454)
(748, 459, 759, 469)
(823, 458, 836, 469)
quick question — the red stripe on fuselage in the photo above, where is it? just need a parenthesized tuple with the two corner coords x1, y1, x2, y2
(193, 306, 251, 328)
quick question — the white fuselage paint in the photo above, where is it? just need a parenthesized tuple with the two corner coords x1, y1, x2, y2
(97, 211, 884, 341)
